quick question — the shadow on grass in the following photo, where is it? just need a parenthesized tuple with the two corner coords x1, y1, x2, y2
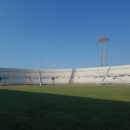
(0, 89, 130, 130)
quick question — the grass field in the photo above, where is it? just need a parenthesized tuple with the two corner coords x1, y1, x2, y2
(0, 84, 130, 130)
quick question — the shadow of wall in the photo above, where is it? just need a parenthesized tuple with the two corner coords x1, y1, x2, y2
(0, 89, 130, 130)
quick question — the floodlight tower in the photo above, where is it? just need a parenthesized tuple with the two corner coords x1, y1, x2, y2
(98, 36, 109, 67)
(97, 38, 102, 67)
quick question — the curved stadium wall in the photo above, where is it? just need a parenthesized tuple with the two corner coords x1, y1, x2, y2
(0, 65, 130, 85)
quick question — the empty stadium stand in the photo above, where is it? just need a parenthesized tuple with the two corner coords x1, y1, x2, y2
(0, 65, 130, 85)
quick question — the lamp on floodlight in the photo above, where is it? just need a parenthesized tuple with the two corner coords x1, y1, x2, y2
(98, 36, 109, 67)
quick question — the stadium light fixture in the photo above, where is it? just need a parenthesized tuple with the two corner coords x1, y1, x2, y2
(98, 36, 109, 67)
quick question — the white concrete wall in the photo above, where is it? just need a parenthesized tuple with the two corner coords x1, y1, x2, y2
(0, 65, 130, 85)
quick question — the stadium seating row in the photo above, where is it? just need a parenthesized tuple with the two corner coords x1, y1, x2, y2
(0, 65, 130, 85)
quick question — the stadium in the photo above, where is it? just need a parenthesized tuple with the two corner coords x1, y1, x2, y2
(1, 64, 130, 85)
(1, 66, 130, 130)
(1, 1, 130, 130)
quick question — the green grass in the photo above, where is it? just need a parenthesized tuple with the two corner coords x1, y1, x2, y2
(0, 84, 130, 130)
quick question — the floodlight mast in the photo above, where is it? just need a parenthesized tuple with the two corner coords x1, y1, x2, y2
(100, 42, 102, 67)
(98, 36, 109, 67)
(105, 42, 107, 67)
(98, 38, 102, 67)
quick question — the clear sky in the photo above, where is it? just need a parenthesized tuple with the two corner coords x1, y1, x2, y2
(0, 0, 130, 69)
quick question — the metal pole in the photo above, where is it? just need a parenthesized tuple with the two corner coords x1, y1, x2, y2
(40, 61, 42, 86)
(53, 62, 54, 86)
(105, 42, 107, 67)
(100, 43, 102, 67)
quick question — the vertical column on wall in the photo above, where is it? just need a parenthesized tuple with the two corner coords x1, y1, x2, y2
(69, 68, 74, 84)
(76, 70, 79, 76)
(0, 78, 4, 85)
(102, 69, 106, 76)
(63, 70, 66, 77)
(27, 78, 31, 84)
(92, 78, 96, 83)
(10, 70, 14, 77)
(40, 61, 42, 86)
(84, 70, 88, 83)
(21, 70, 24, 77)
(84, 70, 88, 77)
(32, 70, 34, 77)
(41, 70, 44, 77)
(102, 67, 111, 83)
(53, 62, 54, 86)
(39, 70, 42, 86)
(31, 70, 34, 85)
